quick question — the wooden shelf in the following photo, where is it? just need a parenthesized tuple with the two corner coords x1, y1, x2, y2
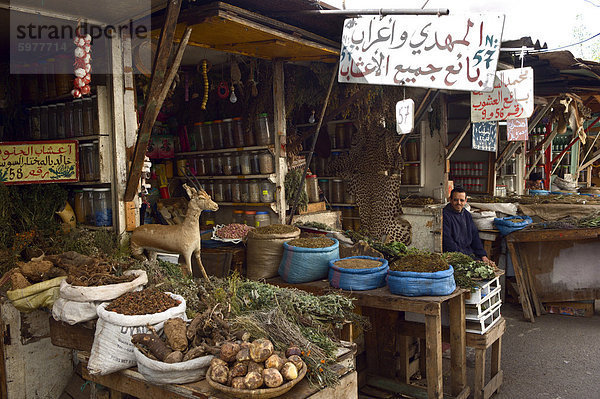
(64, 181, 110, 186)
(176, 145, 273, 156)
(174, 174, 275, 180)
(330, 203, 356, 207)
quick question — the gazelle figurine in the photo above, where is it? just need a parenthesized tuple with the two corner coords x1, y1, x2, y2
(130, 184, 218, 280)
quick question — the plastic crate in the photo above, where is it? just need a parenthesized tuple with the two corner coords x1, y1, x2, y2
(466, 286, 502, 318)
(464, 276, 500, 304)
(466, 301, 502, 334)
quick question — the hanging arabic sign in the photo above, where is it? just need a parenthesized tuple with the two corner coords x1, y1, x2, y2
(471, 67, 534, 122)
(0, 141, 79, 184)
(472, 121, 497, 152)
(507, 118, 528, 141)
(396, 99, 414, 134)
(338, 14, 505, 91)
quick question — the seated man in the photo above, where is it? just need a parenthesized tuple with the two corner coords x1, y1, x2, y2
(442, 186, 492, 264)
(525, 172, 544, 191)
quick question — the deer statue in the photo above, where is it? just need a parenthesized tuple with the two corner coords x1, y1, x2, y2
(130, 183, 218, 280)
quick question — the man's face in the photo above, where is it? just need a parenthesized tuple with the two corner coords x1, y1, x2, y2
(450, 192, 467, 212)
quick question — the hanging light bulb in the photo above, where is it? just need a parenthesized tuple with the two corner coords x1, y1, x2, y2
(308, 110, 316, 124)
(229, 85, 237, 103)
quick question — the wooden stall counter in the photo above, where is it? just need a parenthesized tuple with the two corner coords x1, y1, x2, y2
(267, 277, 470, 399)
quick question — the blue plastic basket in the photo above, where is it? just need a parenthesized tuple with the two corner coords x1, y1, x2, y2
(387, 265, 456, 297)
(279, 238, 339, 283)
(529, 189, 550, 196)
(328, 256, 389, 291)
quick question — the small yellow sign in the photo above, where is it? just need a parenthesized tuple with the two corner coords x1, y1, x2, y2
(0, 140, 79, 184)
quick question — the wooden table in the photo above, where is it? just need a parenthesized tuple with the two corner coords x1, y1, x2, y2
(506, 227, 600, 322)
(268, 277, 469, 399)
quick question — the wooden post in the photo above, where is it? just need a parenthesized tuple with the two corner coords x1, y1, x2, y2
(273, 59, 287, 223)
(124, 0, 183, 202)
(449, 293, 467, 397)
(507, 241, 534, 322)
(425, 313, 443, 399)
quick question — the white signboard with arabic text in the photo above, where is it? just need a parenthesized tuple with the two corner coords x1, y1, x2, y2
(507, 118, 529, 141)
(339, 14, 505, 91)
(471, 67, 534, 122)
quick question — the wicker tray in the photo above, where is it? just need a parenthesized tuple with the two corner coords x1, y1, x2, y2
(206, 363, 307, 399)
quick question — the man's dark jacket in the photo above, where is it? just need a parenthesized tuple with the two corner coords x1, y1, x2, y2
(442, 203, 487, 258)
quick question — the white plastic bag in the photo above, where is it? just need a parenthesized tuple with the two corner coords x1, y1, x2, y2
(87, 293, 186, 376)
(472, 210, 496, 230)
(52, 298, 100, 324)
(134, 347, 213, 384)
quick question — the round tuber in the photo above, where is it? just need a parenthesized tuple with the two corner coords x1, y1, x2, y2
(211, 358, 228, 369)
(287, 355, 304, 371)
(247, 361, 264, 375)
(263, 368, 284, 388)
(164, 351, 183, 363)
(220, 342, 241, 363)
(285, 345, 302, 358)
(280, 362, 298, 381)
(250, 338, 274, 363)
(230, 361, 249, 377)
(236, 347, 251, 362)
(231, 376, 246, 389)
(211, 364, 229, 385)
(244, 371, 264, 389)
(265, 354, 285, 370)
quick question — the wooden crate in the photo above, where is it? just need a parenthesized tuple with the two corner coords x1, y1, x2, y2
(298, 201, 326, 214)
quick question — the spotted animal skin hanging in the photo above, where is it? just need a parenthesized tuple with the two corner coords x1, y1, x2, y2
(72, 29, 91, 98)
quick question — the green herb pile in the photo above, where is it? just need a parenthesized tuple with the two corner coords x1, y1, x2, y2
(295, 221, 333, 231)
(344, 230, 411, 262)
(390, 252, 449, 273)
(442, 252, 496, 291)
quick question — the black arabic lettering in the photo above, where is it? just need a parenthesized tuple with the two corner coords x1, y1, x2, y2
(409, 22, 431, 50)
(390, 30, 408, 50)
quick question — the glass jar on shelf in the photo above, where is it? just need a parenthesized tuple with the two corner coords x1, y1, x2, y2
(82, 97, 93, 136)
(222, 153, 233, 175)
(223, 181, 232, 202)
(335, 123, 346, 149)
(240, 181, 249, 202)
(47, 104, 57, 139)
(244, 210, 256, 226)
(212, 120, 224, 149)
(255, 113, 273, 145)
(82, 188, 95, 225)
(231, 181, 241, 202)
(79, 143, 94, 181)
(240, 152, 252, 175)
(91, 95, 100, 135)
(331, 179, 344, 203)
(202, 210, 215, 226)
(93, 188, 112, 227)
(190, 122, 202, 151)
(29, 106, 41, 140)
(64, 102, 74, 138)
(231, 153, 241, 175)
(255, 211, 271, 227)
(249, 180, 261, 203)
(203, 121, 214, 150)
(319, 179, 329, 200)
(258, 151, 274, 174)
(195, 156, 207, 176)
(250, 151, 260, 175)
(56, 103, 66, 139)
(204, 182, 214, 197)
(232, 117, 246, 147)
(306, 174, 320, 203)
(90, 140, 100, 180)
(214, 155, 224, 176)
(233, 209, 244, 224)
(342, 207, 353, 230)
(344, 122, 354, 146)
(73, 99, 83, 137)
(260, 181, 275, 203)
(222, 118, 234, 148)
(213, 181, 224, 202)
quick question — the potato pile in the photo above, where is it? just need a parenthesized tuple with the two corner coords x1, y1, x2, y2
(210, 338, 305, 390)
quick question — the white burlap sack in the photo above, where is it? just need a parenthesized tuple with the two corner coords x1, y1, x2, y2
(59, 270, 147, 302)
(52, 270, 147, 325)
(87, 293, 186, 376)
(134, 347, 213, 384)
(472, 210, 496, 230)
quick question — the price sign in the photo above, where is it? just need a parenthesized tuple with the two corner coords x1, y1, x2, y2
(396, 99, 414, 134)
(507, 118, 528, 141)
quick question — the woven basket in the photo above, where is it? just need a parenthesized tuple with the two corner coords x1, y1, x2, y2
(206, 363, 307, 399)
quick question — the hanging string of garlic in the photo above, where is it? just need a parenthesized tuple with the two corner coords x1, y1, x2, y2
(72, 28, 91, 98)
(201, 60, 209, 110)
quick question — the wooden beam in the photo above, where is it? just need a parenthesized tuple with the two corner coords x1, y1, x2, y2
(449, 294, 467, 397)
(124, 0, 183, 201)
(525, 98, 559, 157)
(425, 313, 443, 399)
(273, 59, 287, 224)
(507, 242, 535, 322)
(578, 148, 600, 172)
(446, 122, 470, 160)
(526, 126, 560, 179)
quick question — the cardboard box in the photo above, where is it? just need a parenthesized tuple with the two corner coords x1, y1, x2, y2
(545, 301, 594, 317)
